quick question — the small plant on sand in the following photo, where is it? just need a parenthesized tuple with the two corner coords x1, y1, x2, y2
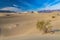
(16, 24, 19, 27)
(31, 11, 34, 13)
(57, 13, 60, 16)
(36, 20, 53, 33)
(6, 14, 10, 16)
(52, 16, 55, 18)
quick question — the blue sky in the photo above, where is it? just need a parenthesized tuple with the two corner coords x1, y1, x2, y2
(0, 0, 60, 12)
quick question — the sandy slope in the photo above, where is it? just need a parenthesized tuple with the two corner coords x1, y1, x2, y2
(0, 12, 60, 40)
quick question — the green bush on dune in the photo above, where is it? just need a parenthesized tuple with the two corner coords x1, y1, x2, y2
(36, 20, 53, 33)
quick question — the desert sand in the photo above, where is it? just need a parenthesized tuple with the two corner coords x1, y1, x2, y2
(0, 12, 60, 40)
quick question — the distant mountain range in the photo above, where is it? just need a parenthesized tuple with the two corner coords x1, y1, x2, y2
(0, 10, 60, 13)
(38, 10, 60, 13)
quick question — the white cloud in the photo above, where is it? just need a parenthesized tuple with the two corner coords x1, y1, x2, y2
(46, 0, 60, 7)
(13, 4, 18, 7)
(40, 3, 60, 10)
(13, 4, 19, 8)
(0, 7, 21, 12)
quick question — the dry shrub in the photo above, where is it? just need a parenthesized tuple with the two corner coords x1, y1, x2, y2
(52, 16, 55, 18)
(36, 20, 53, 33)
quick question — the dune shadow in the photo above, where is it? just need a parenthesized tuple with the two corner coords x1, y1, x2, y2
(0, 28, 1, 34)
(52, 29, 60, 32)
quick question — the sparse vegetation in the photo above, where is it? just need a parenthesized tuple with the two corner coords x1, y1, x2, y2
(52, 16, 55, 18)
(31, 11, 34, 13)
(6, 14, 10, 16)
(16, 24, 19, 27)
(57, 13, 60, 16)
(36, 20, 53, 33)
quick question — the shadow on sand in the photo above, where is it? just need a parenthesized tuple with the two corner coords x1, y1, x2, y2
(52, 29, 60, 32)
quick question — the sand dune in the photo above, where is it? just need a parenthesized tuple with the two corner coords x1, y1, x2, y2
(0, 12, 60, 40)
